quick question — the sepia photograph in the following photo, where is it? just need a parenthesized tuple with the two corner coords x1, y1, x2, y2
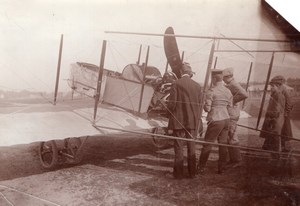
(0, 0, 299, 205)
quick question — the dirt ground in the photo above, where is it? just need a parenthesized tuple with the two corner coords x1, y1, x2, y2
(0, 132, 300, 206)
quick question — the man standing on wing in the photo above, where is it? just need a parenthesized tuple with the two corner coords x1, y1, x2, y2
(167, 62, 202, 179)
(222, 67, 248, 168)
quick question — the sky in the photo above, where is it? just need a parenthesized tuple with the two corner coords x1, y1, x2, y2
(0, 0, 299, 93)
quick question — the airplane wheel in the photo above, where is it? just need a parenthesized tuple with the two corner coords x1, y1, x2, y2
(39, 140, 58, 169)
(151, 127, 172, 149)
(64, 137, 83, 164)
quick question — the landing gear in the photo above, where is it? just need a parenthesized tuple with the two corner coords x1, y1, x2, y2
(151, 127, 172, 149)
(63, 137, 83, 164)
(39, 140, 58, 169)
(38, 136, 87, 169)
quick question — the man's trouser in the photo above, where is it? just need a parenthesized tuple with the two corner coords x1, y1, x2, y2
(173, 129, 196, 179)
(198, 119, 229, 172)
(228, 119, 242, 163)
(262, 134, 281, 159)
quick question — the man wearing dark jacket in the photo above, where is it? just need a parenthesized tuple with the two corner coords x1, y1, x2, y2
(167, 62, 202, 179)
(260, 75, 293, 156)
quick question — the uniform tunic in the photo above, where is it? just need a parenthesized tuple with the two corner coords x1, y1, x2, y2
(198, 82, 232, 172)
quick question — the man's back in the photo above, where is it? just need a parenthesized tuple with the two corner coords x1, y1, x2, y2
(205, 82, 232, 122)
(225, 79, 248, 105)
(168, 76, 202, 130)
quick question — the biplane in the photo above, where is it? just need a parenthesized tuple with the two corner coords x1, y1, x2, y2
(0, 33, 177, 169)
(1, 0, 300, 172)
(101, 26, 300, 167)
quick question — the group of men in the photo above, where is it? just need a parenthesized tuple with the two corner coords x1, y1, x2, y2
(167, 63, 248, 179)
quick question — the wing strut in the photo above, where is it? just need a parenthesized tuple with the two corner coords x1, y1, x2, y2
(136, 44, 142, 65)
(164, 61, 169, 73)
(93, 40, 107, 122)
(198, 40, 216, 136)
(181, 51, 185, 62)
(209, 56, 218, 88)
(256, 52, 275, 129)
(138, 46, 150, 113)
(242, 62, 253, 108)
(53, 34, 63, 105)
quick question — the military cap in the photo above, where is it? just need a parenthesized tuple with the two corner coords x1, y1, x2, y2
(270, 75, 285, 85)
(211, 69, 223, 75)
(223, 67, 234, 77)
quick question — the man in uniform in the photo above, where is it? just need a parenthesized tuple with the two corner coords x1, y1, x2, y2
(222, 67, 248, 168)
(167, 62, 202, 179)
(197, 69, 232, 174)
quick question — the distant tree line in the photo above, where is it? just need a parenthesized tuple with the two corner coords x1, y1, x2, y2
(0, 89, 47, 99)
(239, 78, 300, 92)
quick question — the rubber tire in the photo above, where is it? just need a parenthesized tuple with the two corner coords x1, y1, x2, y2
(39, 140, 58, 169)
(151, 127, 172, 149)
